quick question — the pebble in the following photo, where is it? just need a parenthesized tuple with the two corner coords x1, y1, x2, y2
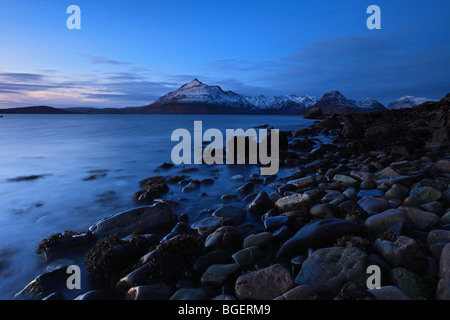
(357, 196, 391, 214)
(364, 209, 406, 237)
(212, 205, 247, 226)
(205, 226, 243, 252)
(200, 263, 241, 287)
(243, 232, 273, 248)
(247, 191, 274, 216)
(368, 286, 410, 300)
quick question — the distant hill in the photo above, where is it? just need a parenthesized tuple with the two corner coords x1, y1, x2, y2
(0, 106, 76, 114)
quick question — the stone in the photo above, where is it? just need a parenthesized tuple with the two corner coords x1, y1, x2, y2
(236, 182, 254, 196)
(193, 250, 232, 272)
(309, 203, 341, 219)
(287, 176, 316, 189)
(235, 264, 293, 300)
(390, 268, 428, 300)
(368, 286, 410, 300)
(343, 188, 358, 200)
(191, 217, 223, 237)
(276, 218, 364, 261)
(409, 187, 442, 204)
(303, 107, 323, 119)
(243, 232, 273, 248)
(117, 264, 151, 290)
(263, 216, 290, 230)
(384, 184, 410, 201)
(442, 211, 450, 224)
(295, 247, 368, 297)
(212, 206, 247, 226)
(436, 159, 450, 173)
(205, 226, 243, 252)
(440, 243, 450, 278)
(221, 194, 238, 202)
(437, 275, 450, 300)
(275, 193, 312, 213)
(376, 176, 415, 187)
(360, 179, 378, 190)
(336, 282, 376, 300)
(376, 167, 400, 179)
(274, 285, 319, 300)
(200, 264, 241, 287)
(357, 196, 391, 214)
(399, 206, 440, 230)
(373, 236, 428, 275)
(89, 203, 175, 238)
(182, 181, 200, 193)
(419, 201, 444, 215)
(414, 178, 449, 192)
(232, 246, 264, 268)
(364, 209, 406, 237)
(332, 174, 359, 188)
(320, 190, 346, 203)
(169, 288, 207, 300)
(125, 284, 173, 300)
(247, 191, 274, 216)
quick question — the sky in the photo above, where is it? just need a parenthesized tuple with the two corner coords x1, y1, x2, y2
(0, 0, 449, 108)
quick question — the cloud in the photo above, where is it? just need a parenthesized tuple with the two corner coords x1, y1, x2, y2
(0, 73, 45, 82)
(82, 54, 131, 66)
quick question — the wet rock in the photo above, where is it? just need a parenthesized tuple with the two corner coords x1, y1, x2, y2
(274, 285, 319, 300)
(182, 180, 201, 193)
(440, 243, 450, 278)
(368, 286, 410, 300)
(384, 184, 410, 201)
(436, 159, 450, 173)
(221, 194, 238, 202)
(134, 183, 169, 202)
(399, 206, 440, 230)
(295, 247, 368, 297)
(321, 190, 346, 203)
(232, 246, 264, 268)
(169, 288, 207, 300)
(193, 250, 232, 273)
(200, 263, 241, 287)
(89, 203, 175, 238)
(304, 107, 323, 119)
(419, 201, 444, 215)
(377, 175, 415, 187)
(275, 193, 312, 213)
(409, 187, 442, 204)
(205, 226, 243, 252)
(442, 211, 450, 225)
(390, 267, 428, 300)
(336, 282, 376, 300)
(309, 203, 341, 219)
(287, 176, 316, 189)
(125, 284, 173, 300)
(236, 182, 254, 196)
(247, 191, 274, 216)
(360, 179, 377, 190)
(243, 232, 273, 248)
(264, 216, 290, 230)
(343, 188, 358, 200)
(427, 230, 450, 260)
(191, 217, 223, 237)
(276, 218, 364, 260)
(414, 178, 449, 192)
(332, 175, 359, 188)
(235, 264, 293, 300)
(357, 196, 391, 214)
(212, 206, 247, 226)
(364, 209, 406, 237)
(437, 275, 450, 300)
(373, 236, 428, 275)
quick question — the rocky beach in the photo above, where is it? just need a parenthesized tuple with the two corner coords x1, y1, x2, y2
(14, 93, 450, 301)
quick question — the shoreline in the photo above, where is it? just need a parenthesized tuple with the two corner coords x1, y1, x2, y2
(14, 94, 450, 300)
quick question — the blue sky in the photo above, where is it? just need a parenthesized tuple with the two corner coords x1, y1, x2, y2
(0, 0, 449, 108)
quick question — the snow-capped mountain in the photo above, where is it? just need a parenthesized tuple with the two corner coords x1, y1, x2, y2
(310, 90, 386, 114)
(387, 96, 428, 110)
(145, 79, 317, 114)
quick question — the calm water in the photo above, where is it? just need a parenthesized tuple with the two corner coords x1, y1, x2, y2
(0, 114, 315, 299)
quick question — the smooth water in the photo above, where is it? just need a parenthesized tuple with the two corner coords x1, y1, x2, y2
(0, 114, 315, 299)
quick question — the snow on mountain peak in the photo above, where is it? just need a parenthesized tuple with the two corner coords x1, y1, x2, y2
(388, 96, 428, 110)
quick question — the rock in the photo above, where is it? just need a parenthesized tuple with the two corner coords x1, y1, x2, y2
(247, 191, 274, 216)
(303, 107, 323, 119)
(360, 179, 377, 190)
(286, 176, 316, 189)
(89, 203, 175, 238)
(125, 284, 173, 300)
(321, 190, 346, 203)
(193, 250, 232, 273)
(221, 194, 238, 202)
(414, 178, 449, 192)
(134, 183, 169, 202)
(274, 285, 319, 300)
(205, 226, 243, 252)
(332, 174, 359, 188)
(437, 275, 450, 300)
(436, 159, 450, 173)
(295, 247, 368, 297)
(357, 196, 391, 214)
(399, 206, 440, 230)
(263, 216, 290, 230)
(117, 264, 151, 290)
(243, 232, 273, 248)
(212, 206, 247, 226)
(236, 182, 254, 196)
(376, 167, 400, 179)
(42, 292, 65, 300)
(169, 288, 207, 300)
(200, 264, 241, 287)
(390, 267, 428, 300)
(364, 209, 406, 237)
(191, 217, 223, 237)
(182, 180, 200, 193)
(275, 193, 312, 213)
(232, 174, 244, 181)
(309, 203, 341, 219)
(343, 188, 358, 200)
(357, 189, 384, 198)
(442, 211, 450, 224)
(368, 286, 410, 300)
(384, 184, 410, 201)
(276, 218, 364, 261)
(409, 187, 442, 204)
(373, 236, 428, 275)
(211, 294, 236, 300)
(376, 175, 415, 187)
(232, 246, 264, 268)
(440, 243, 450, 278)
(336, 282, 376, 300)
(74, 290, 106, 300)
(234, 264, 293, 300)
(419, 201, 444, 215)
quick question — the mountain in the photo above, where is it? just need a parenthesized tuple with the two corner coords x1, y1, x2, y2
(0, 106, 76, 114)
(387, 96, 428, 110)
(137, 79, 317, 114)
(310, 90, 386, 114)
